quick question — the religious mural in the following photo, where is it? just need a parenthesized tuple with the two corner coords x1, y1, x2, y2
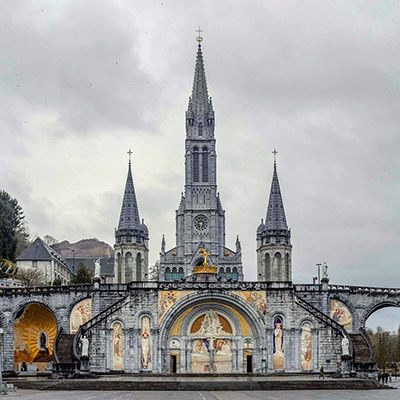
(70, 298, 92, 334)
(14, 304, 57, 371)
(230, 291, 267, 317)
(330, 299, 353, 333)
(273, 317, 284, 370)
(112, 322, 123, 371)
(141, 316, 152, 371)
(301, 323, 312, 370)
(214, 339, 232, 373)
(191, 339, 210, 373)
(158, 290, 193, 323)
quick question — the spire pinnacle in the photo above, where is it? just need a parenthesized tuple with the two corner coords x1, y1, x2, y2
(272, 148, 278, 166)
(196, 26, 203, 43)
(127, 148, 133, 165)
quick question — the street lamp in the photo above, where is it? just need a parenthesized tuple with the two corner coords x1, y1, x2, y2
(316, 263, 322, 284)
(66, 248, 75, 274)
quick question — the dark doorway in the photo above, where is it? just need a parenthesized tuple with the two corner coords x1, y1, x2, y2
(246, 355, 253, 373)
(171, 355, 177, 373)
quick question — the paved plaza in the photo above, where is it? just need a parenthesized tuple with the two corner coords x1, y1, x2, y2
(4, 387, 400, 400)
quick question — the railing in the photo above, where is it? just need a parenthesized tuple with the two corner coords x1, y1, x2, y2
(294, 294, 353, 355)
(328, 285, 400, 295)
(73, 294, 130, 360)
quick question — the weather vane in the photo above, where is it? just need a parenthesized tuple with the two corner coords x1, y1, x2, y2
(196, 26, 203, 43)
(127, 148, 133, 164)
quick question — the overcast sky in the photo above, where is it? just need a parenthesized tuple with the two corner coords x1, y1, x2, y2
(1, 0, 399, 330)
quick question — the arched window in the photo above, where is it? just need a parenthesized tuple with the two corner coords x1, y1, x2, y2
(136, 253, 142, 281)
(232, 267, 238, 281)
(178, 267, 184, 280)
(193, 147, 199, 182)
(125, 252, 133, 283)
(226, 267, 231, 279)
(198, 122, 203, 136)
(285, 253, 290, 280)
(202, 147, 209, 182)
(165, 267, 172, 280)
(117, 253, 122, 283)
(172, 267, 177, 280)
(275, 252, 282, 280)
(265, 253, 270, 279)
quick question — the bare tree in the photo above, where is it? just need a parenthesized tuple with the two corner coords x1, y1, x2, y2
(16, 268, 45, 287)
(43, 235, 58, 246)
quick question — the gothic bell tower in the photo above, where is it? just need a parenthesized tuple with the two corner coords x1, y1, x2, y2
(159, 35, 243, 281)
(257, 151, 292, 282)
(114, 150, 149, 283)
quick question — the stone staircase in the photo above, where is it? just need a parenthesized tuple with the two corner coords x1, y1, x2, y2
(350, 332, 371, 364)
(73, 294, 130, 360)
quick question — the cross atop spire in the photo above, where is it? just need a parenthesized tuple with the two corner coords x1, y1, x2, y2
(196, 26, 203, 43)
(127, 148, 133, 165)
(272, 149, 278, 166)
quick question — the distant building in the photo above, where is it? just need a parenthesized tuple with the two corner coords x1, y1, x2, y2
(64, 256, 114, 283)
(16, 237, 72, 285)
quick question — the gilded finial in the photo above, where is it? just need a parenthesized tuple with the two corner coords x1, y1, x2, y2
(196, 26, 203, 43)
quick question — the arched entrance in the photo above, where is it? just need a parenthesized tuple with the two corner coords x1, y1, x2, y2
(159, 292, 266, 374)
(14, 303, 57, 371)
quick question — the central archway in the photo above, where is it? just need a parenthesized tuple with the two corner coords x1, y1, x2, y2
(159, 291, 266, 374)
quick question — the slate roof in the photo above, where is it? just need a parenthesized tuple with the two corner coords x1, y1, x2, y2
(16, 237, 71, 271)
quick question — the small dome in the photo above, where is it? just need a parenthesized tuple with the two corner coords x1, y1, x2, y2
(257, 223, 265, 234)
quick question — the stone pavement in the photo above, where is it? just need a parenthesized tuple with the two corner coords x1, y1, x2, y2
(4, 389, 400, 400)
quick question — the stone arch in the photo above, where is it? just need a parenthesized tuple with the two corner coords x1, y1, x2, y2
(159, 291, 266, 352)
(182, 304, 240, 336)
(360, 300, 400, 329)
(136, 252, 142, 281)
(12, 299, 62, 329)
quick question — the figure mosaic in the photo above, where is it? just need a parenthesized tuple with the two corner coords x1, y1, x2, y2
(301, 323, 312, 370)
(70, 298, 92, 334)
(273, 317, 284, 370)
(112, 323, 123, 370)
(141, 316, 152, 371)
(330, 300, 352, 333)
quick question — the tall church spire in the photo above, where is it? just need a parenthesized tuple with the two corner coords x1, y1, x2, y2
(265, 155, 288, 232)
(114, 150, 149, 283)
(186, 39, 215, 140)
(117, 150, 141, 231)
(256, 151, 292, 282)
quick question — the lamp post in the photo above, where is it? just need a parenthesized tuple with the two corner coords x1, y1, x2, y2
(67, 248, 75, 274)
(316, 263, 322, 285)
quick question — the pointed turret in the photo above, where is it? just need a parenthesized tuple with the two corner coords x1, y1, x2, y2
(114, 150, 149, 283)
(117, 158, 142, 232)
(265, 162, 289, 232)
(257, 151, 292, 282)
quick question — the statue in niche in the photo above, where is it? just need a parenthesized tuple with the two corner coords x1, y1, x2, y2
(197, 310, 230, 336)
(33, 331, 52, 362)
(39, 332, 47, 352)
(80, 335, 89, 358)
(341, 336, 350, 357)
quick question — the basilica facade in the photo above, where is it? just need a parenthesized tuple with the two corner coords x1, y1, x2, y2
(5, 39, 395, 377)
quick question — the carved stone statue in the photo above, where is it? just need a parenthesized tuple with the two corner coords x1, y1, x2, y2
(94, 258, 101, 279)
(197, 310, 230, 336)
(341, 336, 350, 356)
(322, 262, 328, 280)
(80, 335, 89, 358)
